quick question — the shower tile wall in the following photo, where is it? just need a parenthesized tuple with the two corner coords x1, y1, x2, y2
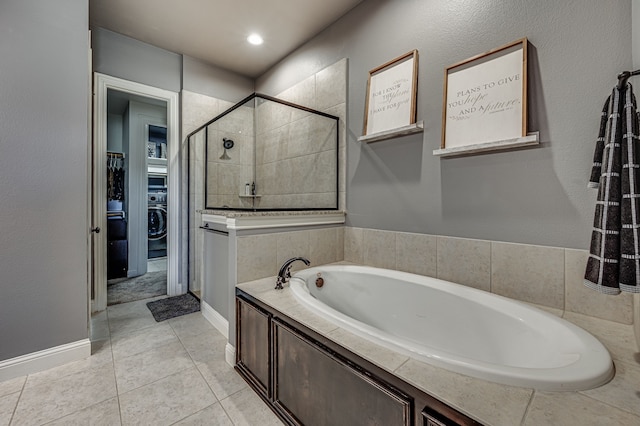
(343, 227, 635, 325)
(206, 104, 254, 209)
(254, 58, 347, 210)
(182, 91, 234, 295)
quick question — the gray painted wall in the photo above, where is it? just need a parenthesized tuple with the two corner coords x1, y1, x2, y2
(635, 0, 640, 69)
(127, 101, 167, 278)
(92, 30, 254, 104)
(183, 56, 254, 102)
(93, 27, 182, 93)
(0, 0, 89, 360)
(257, 0, 633, 250)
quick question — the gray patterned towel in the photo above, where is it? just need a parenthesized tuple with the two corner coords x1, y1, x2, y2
(585, 83, 640, 294)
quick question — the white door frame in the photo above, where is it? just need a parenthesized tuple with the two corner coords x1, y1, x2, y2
(92, 73, 181, 312)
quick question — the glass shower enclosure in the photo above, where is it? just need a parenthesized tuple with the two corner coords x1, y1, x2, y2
(189, 92, 340, 211)
(186, 93, 340, 298)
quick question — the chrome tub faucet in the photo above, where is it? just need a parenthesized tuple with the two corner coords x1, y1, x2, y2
(275, 257, 310, 289)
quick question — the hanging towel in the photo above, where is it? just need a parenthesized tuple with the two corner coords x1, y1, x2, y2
(585, 83, 640, 294)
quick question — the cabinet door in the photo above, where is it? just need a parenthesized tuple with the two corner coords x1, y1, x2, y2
(274, 320, 411, 426)
(107, 240, 127, 279)
(236, 297, 271, 397)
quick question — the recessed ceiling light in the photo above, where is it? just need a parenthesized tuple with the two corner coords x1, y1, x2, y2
(247, 34, 263, 46)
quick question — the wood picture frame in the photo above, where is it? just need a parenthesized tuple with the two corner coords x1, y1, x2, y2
(441, 38, 527, 150)
(363, 50, 418, 136)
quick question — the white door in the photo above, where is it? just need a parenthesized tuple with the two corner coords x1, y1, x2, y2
(92, 73, 181, 312)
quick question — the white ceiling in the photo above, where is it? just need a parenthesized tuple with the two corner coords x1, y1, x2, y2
(90, 0, 364, 79)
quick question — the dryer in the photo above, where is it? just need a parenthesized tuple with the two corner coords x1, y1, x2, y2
(148, 190, 167, 258)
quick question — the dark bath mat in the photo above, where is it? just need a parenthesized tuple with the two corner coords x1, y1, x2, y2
(146, 293, 201, 322)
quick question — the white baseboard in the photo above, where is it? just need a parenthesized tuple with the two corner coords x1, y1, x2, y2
(200, 300, 229, 339)
(0, 339, 91, 382)
(225, 343, 236, 367)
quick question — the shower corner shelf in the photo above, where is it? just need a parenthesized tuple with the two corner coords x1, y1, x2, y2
(358, 121, 424, 144)
(433, 132, 539, 158)
(238, 194, 261, 198)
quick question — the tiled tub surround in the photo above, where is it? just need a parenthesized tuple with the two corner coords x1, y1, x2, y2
(235, 225, 344, 284)
(344, 227, 636, 325)
(289, 265, 614, 392)
(237, 274, 640, 426)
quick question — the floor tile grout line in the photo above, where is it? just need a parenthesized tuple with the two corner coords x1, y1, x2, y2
(577, 391, 640, 420)
(167, 402, 223, 425)
(112, 334, 187, 366)
(11, 344, 119, 425)
(175, 316, 242, 425)
(217, 387, 255, 426)
(518, 391, 536, 426)
(179, 327, 225, 401)
(116, 364, 195, 398)
(107, 328, 124, 426)
(37, 395, 120, 426)
(108, 304, 199, 421)
(110, 323, 180, 362)
(7, 375, 27, 426)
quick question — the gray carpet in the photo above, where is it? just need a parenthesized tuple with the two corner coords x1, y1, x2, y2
(146, 293, 201, 322)
(107, 271, 166, 305)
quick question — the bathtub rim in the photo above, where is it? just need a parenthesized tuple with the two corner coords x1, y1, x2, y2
(290, 264, 615, 392)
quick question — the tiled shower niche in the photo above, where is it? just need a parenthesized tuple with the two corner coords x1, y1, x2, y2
(188, 93, 340, 211)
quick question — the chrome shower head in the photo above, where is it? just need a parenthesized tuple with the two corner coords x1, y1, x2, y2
(220, 137, 234, 160)
(222, 137, 234, 149)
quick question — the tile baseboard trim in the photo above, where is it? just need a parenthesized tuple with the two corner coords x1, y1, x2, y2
(225, 343, 235, 367)
(201, 300, 229, 339)
(0, 338, 91, 382)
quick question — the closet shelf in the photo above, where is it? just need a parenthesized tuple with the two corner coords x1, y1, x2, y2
(358, 121, 424, 143)
(433, 132, 539, 158)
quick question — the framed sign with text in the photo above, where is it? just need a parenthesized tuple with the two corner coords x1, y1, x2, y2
(441, 38, 527, 149)
(363, 50, 418, 136)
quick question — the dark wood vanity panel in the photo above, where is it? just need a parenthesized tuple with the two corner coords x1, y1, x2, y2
(236, 297, 271, 398)
(235, 289, 482, 426)
(274, 319, 411, 425)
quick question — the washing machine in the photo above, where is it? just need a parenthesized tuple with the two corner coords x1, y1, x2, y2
(148, 190, 167, 259)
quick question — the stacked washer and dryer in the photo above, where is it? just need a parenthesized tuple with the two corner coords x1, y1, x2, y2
(147, 124, 168, 260)
(147, 171, 167, 259)
(147, 186, 167, 258)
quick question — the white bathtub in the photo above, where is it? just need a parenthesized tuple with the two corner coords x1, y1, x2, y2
(290, 265, 614, 391)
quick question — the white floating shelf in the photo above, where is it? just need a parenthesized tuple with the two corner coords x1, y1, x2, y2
(358, 121, 424, 144)
(432, 132, 540, 158)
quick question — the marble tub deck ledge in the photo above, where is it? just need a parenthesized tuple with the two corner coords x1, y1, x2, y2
(237, 267, 640, 426)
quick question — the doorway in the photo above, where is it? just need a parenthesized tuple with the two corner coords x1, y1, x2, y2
(92, 73, 180, 313)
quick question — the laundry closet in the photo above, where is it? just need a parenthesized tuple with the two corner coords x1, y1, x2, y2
(105, 89, 168, 282)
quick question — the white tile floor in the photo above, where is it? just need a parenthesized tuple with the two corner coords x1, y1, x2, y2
(0, 297, 284, 425)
